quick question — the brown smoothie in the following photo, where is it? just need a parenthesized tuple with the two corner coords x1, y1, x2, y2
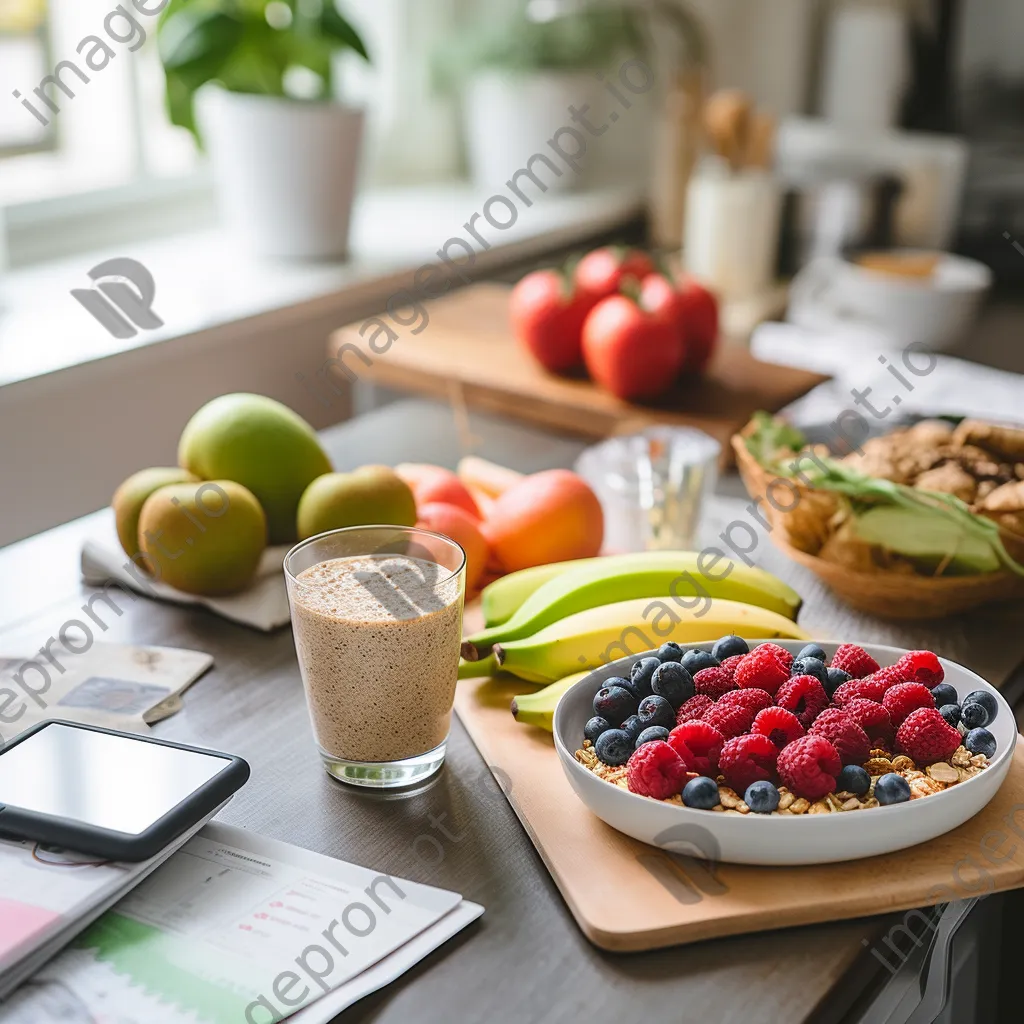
(290, 554, 464, 763)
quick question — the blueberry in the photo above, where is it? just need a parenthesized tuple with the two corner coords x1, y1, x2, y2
(620, 715, 644, 742)
(875, 773, 911, 805)
(635, 726, 670, 748)
(651, 662, 694, 710)
(604, 675, 641, 701)
(657, 642, 684, 663)
(964, 689, 998, 720)
(682, 776, 720, 809)
(797, 643, 827, 664)
(595, 728, 634, 766)
(930, 683, 957, 708)
(744, 780, 780, 813)
(637, 694, 676, 731)
(584, 716, 610, 743)
(961, 701, 991, 729)
(630, 657, 662, 698)
(965, 728, 997, 759)
(836, 764, 871, 797)
(681, 649, 719, 675)
(939, 703, 961, 728)
(825, 667, 852, 697)
(712, 634, 749, 661)
(592, 685, 637, 727)
(791, 657, 828, 687)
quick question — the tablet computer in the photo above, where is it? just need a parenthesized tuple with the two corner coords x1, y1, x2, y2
(0, 720, 249, 860)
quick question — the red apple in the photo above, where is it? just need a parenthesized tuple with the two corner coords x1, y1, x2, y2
(395, 464, 480, 519)
(581, 294, 684, 401)
(509, 269, 591, 373)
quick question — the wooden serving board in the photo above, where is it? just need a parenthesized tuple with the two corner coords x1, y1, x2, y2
(453, 672, 1024, 953)
(328, 284, 827, 450)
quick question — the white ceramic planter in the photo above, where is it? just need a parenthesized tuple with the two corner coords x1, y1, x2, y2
(197, 88, 365, 260)
(463, 70, 601, 193)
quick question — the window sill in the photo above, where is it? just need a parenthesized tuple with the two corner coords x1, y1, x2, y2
(0, 183, 644, 390)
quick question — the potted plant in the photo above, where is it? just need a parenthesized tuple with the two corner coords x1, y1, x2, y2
(158, 0, 370, 259)
(436, 1, 650, 193)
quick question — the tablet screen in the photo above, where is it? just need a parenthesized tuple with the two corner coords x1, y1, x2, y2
(0, 723, 232, 835)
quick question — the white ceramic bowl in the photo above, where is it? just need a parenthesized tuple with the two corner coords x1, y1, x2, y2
(553, 641, 1015, 866)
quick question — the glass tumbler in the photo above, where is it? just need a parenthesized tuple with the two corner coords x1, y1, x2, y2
(284, 526, 466, 788)
(575, 427, 721, 553)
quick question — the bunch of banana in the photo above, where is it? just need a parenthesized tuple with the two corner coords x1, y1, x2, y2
(464, 551, 801, 660)
(460, 596, 809, 684)
(510, 671, 590, 731)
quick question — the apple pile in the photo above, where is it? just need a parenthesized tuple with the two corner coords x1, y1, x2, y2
(509, 248, 719, 401)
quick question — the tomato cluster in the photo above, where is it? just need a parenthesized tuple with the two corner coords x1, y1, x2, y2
(509, 248, 719, 401)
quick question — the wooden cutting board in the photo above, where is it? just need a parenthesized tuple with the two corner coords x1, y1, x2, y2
(328, 284, 827, 449)
(453, 672, 1024, 952)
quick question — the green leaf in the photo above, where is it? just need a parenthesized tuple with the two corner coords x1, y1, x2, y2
(321, 2, 369, 60)
(158, 8, 244, 77)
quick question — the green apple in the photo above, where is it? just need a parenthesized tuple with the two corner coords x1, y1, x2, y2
(178, 393, 332, 544)
(138, 480, 267, 595)
(297, 466, 417, 540)
(112, 466, 199, 560)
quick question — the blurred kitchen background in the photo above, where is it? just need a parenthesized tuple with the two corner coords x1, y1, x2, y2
(0, 0, 1022, 545)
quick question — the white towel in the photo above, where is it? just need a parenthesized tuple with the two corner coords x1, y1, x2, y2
(81, 524, 292, 632)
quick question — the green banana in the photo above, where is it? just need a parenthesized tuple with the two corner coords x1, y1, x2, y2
(464, 551, 802, 659)
(481, 596, 810, 683)
(480, 557, 604, 626)
(510, 671, 590, 731)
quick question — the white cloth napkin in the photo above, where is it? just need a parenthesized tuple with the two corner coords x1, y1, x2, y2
(81, 524, 292, 632)
(751, 321, 1024, 425)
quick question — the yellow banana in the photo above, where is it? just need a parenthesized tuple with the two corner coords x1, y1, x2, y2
(486, 597, 809, 683)
(480, 557, 604, 626)
(465, 551, 801, 658)
(510, 671, 589, 731)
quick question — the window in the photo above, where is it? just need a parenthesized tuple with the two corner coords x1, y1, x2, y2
(0, 0, 53, 156)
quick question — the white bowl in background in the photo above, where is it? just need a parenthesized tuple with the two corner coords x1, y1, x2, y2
(553, 641, 1014, 866)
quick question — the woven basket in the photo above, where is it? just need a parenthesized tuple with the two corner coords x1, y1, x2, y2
(731, 425, 1024, 619)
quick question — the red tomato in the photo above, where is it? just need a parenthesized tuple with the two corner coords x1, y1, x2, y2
(638, 273, 689, 368)
(675, 275, 719, 373)
(581, 294, 684, 401)
(509, 269, 590, 373)
(574, 247, 655, 304)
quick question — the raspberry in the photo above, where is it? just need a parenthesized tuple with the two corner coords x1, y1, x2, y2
(734, 647, 789, 694)
(895, 650, 944, 688)
(832, 676, 888, 707)
(720, 654, 745, 678)
(869, 665, 909, 690)
(669, 721, 724, 777)
(776, 675, 829, 727)
(718, 688, 774, 714)
(831, 644, 880, 679)
(626, 741, 690, 799)
(703, 702, 754, 740)
(810, 708, 871, 765)
(751, 706, 805, 750)
(693, 666, 737, 700)
(675, 693, 714, 724)
(755, 642, 794, 670)
(843, 698, 894, 744)
(895, 707, 961, 765)
(718, 733, 778, 793)
(776, 735, 841, 800)
(882, 682, 936, 728)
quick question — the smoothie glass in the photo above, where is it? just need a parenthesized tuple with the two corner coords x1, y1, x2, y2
(284, 526, 466, 788)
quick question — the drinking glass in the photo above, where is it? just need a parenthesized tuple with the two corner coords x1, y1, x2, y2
(575, 427, 721, 552)
(284, 526, 466, 788)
